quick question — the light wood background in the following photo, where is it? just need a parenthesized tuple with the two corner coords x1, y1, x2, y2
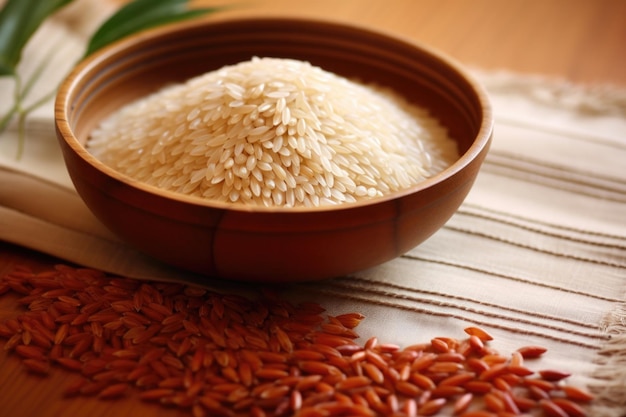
(1, 1, 625, 416)
(204, 0, 626, 86)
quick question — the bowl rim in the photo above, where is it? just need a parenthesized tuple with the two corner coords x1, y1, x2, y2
(55, 16, 493, 215)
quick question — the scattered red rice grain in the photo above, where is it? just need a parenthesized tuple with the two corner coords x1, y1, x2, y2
(419, 397, 447, 415)
(562, 385, 595, 402)
(453, 392, 473, 414)
(15, 344, 46, 361)
(0, 264, 595, 416)
(551, 397, 587, 417)
(98, 382, 128, 399)
(517, 345, 548, 359)
(539, 369, 572, 382)
(55, 357, 83, 371)
(540, 398, 570, 417)
(22, 358, 50, 374)
(458, 411, 498, 417)
(464, 326, 494, 342)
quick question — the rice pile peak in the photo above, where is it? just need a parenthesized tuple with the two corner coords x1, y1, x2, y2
(87, 57, 458, 207)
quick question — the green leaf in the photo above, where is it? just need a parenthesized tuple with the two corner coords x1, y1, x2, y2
(84, 0, 222, 58)
(0, 0, 74, 76)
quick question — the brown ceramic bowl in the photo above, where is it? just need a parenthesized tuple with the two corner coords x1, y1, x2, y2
(55, 17, 492, 282)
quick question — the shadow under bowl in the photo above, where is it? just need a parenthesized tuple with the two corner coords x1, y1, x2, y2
(55, 17, 493, 282)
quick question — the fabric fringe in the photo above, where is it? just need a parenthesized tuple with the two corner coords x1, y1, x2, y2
(590, 302, 626, 417)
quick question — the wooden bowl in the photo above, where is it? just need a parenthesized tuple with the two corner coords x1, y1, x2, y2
(55, 17, 493, 282)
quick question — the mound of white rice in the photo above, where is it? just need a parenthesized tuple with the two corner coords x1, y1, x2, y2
(87, 57, 458, 207)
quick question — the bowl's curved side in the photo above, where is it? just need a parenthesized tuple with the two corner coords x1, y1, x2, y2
(212, 177, 486, 282)
(55, 17, 492, 281)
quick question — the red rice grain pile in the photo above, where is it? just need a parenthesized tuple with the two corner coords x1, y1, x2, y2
(0, 265, 594, 417)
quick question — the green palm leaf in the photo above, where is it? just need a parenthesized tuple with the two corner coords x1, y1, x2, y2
(84, 0, 223, 58)
(0, 0, 74, 76)
(0, 0, 225, 157)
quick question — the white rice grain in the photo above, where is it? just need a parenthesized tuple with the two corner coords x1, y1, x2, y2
(87, 57, 458, 207)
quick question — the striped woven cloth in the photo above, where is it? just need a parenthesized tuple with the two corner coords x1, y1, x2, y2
(0, 10, 625, 416)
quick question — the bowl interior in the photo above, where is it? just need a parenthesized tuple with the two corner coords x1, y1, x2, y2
(55, 17, 492, 281)
(64, 18, 487, 179)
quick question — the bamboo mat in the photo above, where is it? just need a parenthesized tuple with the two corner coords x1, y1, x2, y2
(1, 7, 625, 417)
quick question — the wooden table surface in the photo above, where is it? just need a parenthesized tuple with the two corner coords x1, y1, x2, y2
(1, 1, 624, 416)
(207, 0, 626, 86)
